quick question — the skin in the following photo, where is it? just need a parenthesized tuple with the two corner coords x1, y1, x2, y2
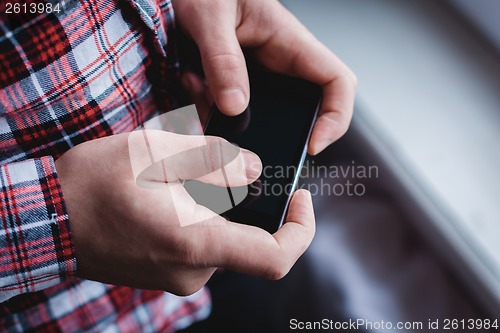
(173, 0, 357, 154)
(56, 0, 356, 295)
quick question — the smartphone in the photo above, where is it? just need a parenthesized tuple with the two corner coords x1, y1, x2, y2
(189, 67, 321, 233)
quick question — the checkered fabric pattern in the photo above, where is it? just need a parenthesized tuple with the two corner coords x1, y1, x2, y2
(0, 0, 210, 331)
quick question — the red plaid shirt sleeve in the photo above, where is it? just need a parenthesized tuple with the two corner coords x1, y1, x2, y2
(0, 0, 210, 331)
(0, 156, 76, 302)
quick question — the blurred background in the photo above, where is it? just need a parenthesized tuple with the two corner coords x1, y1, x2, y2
(181, 0, 500, 332)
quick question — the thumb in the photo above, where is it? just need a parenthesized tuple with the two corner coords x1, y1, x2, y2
(179, 2, 249, 115)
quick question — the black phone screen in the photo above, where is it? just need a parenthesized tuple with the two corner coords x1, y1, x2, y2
(203, 68, 321, 233)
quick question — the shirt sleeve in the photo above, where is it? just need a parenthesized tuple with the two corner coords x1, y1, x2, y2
(0, 156, 76, 302)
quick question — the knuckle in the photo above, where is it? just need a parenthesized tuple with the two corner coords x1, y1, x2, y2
(207, 51, 245, 72)
(264, 255, 291, 281)
(203, 137, 233, 173)
(268, 263, 290, 281)
(336, 65, 358, 88)
(201, 138, 220, 174)
(201, 144, 215, 175)
(171, 283, 200, 297)
(350, 71, 358, 87)
(177, 283, 203, 297)
(169, 272, 212, 297)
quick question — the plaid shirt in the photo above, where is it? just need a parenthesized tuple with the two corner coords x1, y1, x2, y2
(0, 0, 210, 331)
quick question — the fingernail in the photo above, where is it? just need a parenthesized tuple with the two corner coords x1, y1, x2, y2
(218, 89, 246, 114)
(242, 150, 261, 179)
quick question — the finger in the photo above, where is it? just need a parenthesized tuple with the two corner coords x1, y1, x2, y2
(138, 143, 262, 187)
(129, 130, 262, 188)
(271, 37, 355, 154)
(179, 2, 249, 115)
(247, 3, 357, 154)
(308, 74, 356, 155)
(205, 189, 315, 279)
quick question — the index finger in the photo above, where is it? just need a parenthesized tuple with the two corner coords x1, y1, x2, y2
(276, 33, 356, 155)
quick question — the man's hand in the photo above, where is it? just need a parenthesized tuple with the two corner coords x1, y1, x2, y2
(173, 0, 357, 155)
(56, 131, 315, 295)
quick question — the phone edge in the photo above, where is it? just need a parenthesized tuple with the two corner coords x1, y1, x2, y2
(276, 97, 322, 230)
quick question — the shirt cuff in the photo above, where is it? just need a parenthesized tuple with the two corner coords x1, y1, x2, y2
(0, 157, 76, 302)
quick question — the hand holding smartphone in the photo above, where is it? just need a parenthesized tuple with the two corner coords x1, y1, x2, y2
(187, 67, 321, 233)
